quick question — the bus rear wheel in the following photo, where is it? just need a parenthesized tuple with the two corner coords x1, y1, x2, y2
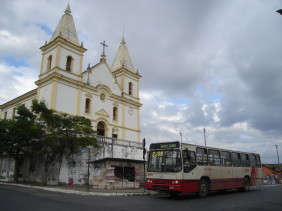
(242, 177, 250, 192)
(198, 179, 209, 198)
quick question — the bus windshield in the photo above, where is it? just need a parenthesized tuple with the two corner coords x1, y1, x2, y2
(148, 149, 181, 172)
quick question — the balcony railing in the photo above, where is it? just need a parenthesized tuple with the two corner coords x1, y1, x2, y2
(95, 135, 142, 149)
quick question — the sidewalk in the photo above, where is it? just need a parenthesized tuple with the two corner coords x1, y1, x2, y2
(0, 182, 150, 196)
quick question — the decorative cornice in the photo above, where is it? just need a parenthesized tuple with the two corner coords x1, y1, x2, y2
(113, 67, 142, 79)
(35, 71, 142, 108)
(0, 89, 37, 109)
(41, 36, 87, 53)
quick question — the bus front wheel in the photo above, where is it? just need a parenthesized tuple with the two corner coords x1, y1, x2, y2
(198, 180, 209, 198)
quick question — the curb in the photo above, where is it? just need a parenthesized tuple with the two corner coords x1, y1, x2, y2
(0, 182, 149, 196)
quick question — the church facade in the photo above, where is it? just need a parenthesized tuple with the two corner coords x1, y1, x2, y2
(0, 4, 144, 189)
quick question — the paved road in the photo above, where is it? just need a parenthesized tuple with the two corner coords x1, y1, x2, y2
(1, 184, 281, 211)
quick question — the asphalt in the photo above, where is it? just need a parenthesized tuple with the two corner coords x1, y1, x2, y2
(0, 182, 150, 196)
(1, 181, 279, 197)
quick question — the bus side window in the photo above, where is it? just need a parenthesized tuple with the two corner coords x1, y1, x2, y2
(208, 149, 221, 166)
(241, 154, 250, 167)
(255, 155, 261, 167)
(189, 151, 196, 165)
(249, 155, 256, 167)
(222, 151, 232, 166)
(231, 152, 241, 167)
(196, 148, 208, 166)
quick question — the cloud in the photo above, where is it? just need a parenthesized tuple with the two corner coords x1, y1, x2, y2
(0, 62, 37, 103)
(0, 0, 282, 163)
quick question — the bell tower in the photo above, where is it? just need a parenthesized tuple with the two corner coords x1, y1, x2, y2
(35, 4, 86, 110)
(38, 4, 86, 79)
(112, 37, 141, 102)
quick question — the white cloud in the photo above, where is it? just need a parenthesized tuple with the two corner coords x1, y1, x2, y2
(0, 62, 37, 104)
(1, 0, 282, 164)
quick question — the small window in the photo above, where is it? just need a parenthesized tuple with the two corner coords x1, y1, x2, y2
(196, 147, 208, 165)
(85, 98, 91, 114)
(129, 82, 133, 95)
(241, 154, 250, 167)
(114, 166, 135, 182)
(66, 56, 72, 72)
(47, 55, 52, 71)
(231, 152, 241, 167)
(208, 149, 221, 166)
(221, 151, 232, 166)
(113, 107, 118, 121)
(256, 155, 261, 168)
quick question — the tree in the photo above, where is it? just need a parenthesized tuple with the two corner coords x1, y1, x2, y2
(0, 105, 43, 182)
(0, 100, 98, 184)
(30, 100, 98, 185)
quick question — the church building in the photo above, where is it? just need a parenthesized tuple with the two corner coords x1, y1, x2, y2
(0, 4, 144, 189)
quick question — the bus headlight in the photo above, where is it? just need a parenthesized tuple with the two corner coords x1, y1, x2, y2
(147, 179, 153, 183)
(172, 180, 179, 184)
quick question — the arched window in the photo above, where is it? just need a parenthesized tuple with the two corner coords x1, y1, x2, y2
(129, 82, 133, 95)
(113, 107, 118, 121)
(47, 55, 52, 71)
(97, 121, 105, 136)
(66, 56, 72, 72)
(85, 98, 91, 114)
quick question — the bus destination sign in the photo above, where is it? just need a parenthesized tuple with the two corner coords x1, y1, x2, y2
(150, 142, 180, 150)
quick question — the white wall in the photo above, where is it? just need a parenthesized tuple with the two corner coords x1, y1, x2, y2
(55, 82, 77, 114)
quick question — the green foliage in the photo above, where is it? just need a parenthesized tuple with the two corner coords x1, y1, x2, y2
(0, 100, 98, 183)
(0, 105, 43, 158)
(29, 99, 98, 158)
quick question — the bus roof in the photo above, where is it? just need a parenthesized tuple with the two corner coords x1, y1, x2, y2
(149, 141, 260, 156)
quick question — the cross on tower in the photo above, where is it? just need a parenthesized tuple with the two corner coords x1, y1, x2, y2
(100, 40, 108, 55)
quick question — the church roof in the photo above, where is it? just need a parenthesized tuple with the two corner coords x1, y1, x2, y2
(111, 37, 135, 72)
(49, 3, 80, 45)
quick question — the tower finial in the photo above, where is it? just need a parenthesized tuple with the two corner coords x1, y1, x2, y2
(65, 3, 71, 14)
(121, 26, 126, 45)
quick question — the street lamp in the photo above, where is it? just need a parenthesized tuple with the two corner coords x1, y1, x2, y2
(203, 128, 206, 146)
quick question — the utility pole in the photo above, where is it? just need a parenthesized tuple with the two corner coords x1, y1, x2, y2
(179, 132, 182, 144)
(203, 128, 206, 146)
(274, 145, 280, 165)
(142, 138, 146, 192)
(87, 147, 90, 191)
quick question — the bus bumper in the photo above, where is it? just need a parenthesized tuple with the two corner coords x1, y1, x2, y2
(146, 183, 182, 192)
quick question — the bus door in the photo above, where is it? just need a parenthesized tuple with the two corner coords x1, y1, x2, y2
(208, 149, 222, 190)
(231, 152, 243, 187)
(182, 148, 197, 192)
(221, 151, 232, 189)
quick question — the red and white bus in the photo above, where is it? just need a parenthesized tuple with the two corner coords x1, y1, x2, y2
(146, 141, 262, 197)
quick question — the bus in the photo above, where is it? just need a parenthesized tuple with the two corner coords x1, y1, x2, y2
(146, 141, 262, 197)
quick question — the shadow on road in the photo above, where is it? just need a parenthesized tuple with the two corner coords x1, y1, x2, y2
(152, 188, 260, 201)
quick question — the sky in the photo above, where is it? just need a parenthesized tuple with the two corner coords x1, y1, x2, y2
(1, 0, 282, 164)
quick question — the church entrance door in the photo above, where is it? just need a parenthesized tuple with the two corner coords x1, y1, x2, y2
(97, 121, 105, 136)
